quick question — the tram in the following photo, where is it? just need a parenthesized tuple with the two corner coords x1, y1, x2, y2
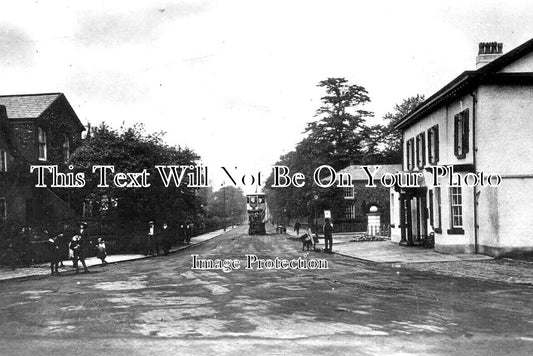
(246, 193, 267, 235)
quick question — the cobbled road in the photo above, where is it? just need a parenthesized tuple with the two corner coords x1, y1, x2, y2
(0, 225, 532, 355)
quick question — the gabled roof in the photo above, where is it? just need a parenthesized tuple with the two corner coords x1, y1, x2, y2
(395, 38, 533, 130)
(338, 164, 402, 181)
(0, 93, 62, 119)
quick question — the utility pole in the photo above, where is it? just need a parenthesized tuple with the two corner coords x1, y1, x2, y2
(223, 183, 226, 231)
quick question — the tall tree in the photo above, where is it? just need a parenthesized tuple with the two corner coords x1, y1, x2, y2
(266, 78, 373, 224)
(304, 78, 373, 170)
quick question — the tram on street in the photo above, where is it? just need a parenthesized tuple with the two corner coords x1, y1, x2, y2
(246, 193, 267, 235)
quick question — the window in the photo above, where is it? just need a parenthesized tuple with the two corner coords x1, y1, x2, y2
(0, 198, 6, 219)
(416, 132, 426, 169)
(406, 138, 415, 170)
(0, 150, 6, 172)
(450, 187, 463, 228)
(343, 186, 354, 199)
(454, 109, 469, 158)
(344, 204, 355, 219)
(38, 127, 47, 161)
(63, 134, 70, 161)
(427, 125, 439, 164)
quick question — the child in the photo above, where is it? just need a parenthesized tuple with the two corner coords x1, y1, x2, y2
(96, 238, 107, 265)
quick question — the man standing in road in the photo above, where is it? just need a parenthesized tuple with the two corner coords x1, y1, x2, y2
(323, 218, 333, 253)
(294, 220, 301, 235)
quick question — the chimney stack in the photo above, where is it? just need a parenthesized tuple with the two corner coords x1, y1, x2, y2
(476, 42, 503, 69)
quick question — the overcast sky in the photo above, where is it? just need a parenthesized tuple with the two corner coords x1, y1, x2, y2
(1, 0, 532, 192)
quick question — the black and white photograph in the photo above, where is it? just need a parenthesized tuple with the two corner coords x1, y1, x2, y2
(0, 1, 532, 355)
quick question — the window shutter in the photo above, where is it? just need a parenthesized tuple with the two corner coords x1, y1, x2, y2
(463, 109, 469, 154)
(421, 133, 426, 167)
(454, 114, 459, 156)
(410, 137, 415, 169)
(434, 125, 439, 163)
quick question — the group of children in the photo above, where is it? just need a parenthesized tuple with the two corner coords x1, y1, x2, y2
(47, 222, 108, 275)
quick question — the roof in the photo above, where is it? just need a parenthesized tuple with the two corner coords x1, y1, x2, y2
(395, 38, 533, 130)
(337, 164, 403, 181)
(0, 93, 62, 119)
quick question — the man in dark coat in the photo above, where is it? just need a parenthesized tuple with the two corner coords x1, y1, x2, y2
(48, 233, 62, 275)
(323, 218, 333, 253)
(160, 222, 172, 255)
(146, 221, 159, 256)
(294, 220, 301, 235)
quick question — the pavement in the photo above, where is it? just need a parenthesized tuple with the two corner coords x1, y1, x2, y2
(0, 227, 235, 282)
(0, 225, 532, 355)
(284, 228, 533, 285)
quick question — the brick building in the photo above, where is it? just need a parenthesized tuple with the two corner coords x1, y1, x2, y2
(0, 93, 85, 227)
(390, 39, 533, 256)
(330, 164, 401, 232)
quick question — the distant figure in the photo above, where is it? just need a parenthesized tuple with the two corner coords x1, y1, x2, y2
(48, 233, 62, 275)
(294, 220, 301, 235)
(323, 218, 333, 253)
(160, 222, 172, 255)
(69, 235, 89, 274)
(185, 223, 192, 244)
(146, 221, 159, 256)
(96, 238, 107, 265)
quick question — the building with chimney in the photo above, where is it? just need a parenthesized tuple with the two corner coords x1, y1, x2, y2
(390, 39, 533, 257)
(0, 93, 84, 228)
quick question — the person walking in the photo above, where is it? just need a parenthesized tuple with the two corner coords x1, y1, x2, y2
(96, 238, 108, 265)
(323, 218, 333, 253)
(294, 220, 301, 235)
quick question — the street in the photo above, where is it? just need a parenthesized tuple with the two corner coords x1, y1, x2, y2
(0, 226, 532, 355)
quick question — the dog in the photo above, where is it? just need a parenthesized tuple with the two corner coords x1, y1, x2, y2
(300, 233, 314, 251)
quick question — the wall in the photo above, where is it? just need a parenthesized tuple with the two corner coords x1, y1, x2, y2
(475, 84, 533, 255)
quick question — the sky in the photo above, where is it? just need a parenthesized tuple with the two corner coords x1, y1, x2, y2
(1, 0, 533, 192)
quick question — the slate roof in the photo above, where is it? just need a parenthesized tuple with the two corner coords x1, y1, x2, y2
(0, 93, 62, 119)
(338, 164, 403, 181)
(322, 164, 402, 183)
(395, 38, 533, 130)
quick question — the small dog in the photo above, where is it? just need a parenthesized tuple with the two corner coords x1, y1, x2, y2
(300, 233, 313, 251)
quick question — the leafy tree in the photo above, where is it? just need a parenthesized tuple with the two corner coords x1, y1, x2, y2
(205, 186, 247, 226)
(266, 78, 374, 225)
(304, 78, 373, 170)
(380, 94, 425, 163)
(69, 123, 203, 239)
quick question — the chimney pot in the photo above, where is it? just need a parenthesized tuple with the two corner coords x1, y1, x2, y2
(476, 42, 503, 68)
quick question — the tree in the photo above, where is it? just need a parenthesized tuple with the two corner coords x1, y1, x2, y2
(265, 78, 374, 225)
(304, 78, 373, 170)
(69, 123, 203, 239)
(380, 94, 425, 163)
(205, 186, 247, 226)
